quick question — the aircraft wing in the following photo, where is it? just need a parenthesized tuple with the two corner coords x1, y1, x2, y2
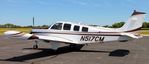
(35, 35, 73, 43)
(4, 31, 74, 44)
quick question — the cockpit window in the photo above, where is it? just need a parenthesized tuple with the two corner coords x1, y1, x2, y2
(51, 23, 62, 30)
(63, 24, 71, 30)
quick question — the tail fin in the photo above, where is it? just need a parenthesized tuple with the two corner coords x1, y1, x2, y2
(118, 10, 146, 32)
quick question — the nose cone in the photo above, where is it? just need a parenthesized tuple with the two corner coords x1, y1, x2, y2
(4, 31, 21, 36)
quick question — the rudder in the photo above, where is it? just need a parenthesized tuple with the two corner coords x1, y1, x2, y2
(118, 10, 146, 32)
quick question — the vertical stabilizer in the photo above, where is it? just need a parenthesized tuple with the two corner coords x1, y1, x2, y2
(118, 10, 146, 32)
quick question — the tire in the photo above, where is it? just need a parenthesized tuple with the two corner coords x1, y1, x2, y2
(33, 45, 38, 49)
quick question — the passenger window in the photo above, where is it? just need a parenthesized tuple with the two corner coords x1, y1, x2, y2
(82, 27, 88, 32)
(64, 24, 71, 30)
(73, 25, 80, 31)
(51, 23, 62, 30)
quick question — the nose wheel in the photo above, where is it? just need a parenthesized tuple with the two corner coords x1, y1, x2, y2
(33, 40, 38, 49)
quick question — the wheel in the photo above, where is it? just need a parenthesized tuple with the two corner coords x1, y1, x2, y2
(33, 45, 38, 49)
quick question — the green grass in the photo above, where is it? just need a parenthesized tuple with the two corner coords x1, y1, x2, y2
(0, 28, 31, 35)
(139, 30, 149, 35)
(141, 28, 149, 30)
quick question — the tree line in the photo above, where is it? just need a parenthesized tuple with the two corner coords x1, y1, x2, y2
(106, 22, 149, 28)
(0, 23, 49, 29)
(0, 22, 149, 29)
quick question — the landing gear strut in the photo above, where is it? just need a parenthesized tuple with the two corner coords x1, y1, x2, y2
(33, 40, 38, 49)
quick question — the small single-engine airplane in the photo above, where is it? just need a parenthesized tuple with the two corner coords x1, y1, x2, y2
(4, 10, 146, 50)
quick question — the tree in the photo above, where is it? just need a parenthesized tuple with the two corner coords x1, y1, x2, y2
(102, 25, 110, 28)
(111, 22, 125, 28)
(41, 25, 49, 29)
(4, 23, 17, 28)
(142, 22, 149, 28)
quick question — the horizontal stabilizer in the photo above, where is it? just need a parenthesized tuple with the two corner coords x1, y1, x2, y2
(120, 33, 142, 39)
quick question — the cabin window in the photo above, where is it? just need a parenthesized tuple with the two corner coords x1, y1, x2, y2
(82, 27, 88, 32)
(64, 24, 71, 30)
(73, 25, 80, 31)
(51, 23, 62, 30)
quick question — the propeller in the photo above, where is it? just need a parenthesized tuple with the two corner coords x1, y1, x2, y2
(4, 31, 21, 36)
(4, 30, 38, 40)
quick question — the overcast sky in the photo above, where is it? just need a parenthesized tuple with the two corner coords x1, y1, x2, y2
(0, 0, 148, 26)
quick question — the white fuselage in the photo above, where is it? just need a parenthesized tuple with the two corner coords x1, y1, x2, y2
(31, 22, 131, 44)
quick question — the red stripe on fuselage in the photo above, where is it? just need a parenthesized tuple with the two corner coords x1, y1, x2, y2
(31, 31, 122, 36)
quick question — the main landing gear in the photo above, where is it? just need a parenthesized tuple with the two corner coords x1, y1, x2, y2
(33, 40, 38, 49)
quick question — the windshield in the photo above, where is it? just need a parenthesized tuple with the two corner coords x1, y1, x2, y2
(50, 23, 62, 30)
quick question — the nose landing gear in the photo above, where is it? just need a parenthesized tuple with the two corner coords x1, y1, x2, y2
(33, 40, 38, 49)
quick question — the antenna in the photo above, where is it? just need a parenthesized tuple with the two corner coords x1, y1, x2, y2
(33, 17, 35, 27)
